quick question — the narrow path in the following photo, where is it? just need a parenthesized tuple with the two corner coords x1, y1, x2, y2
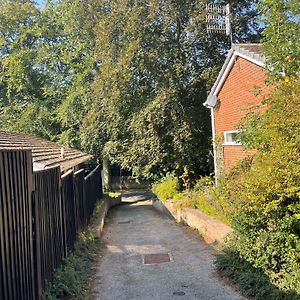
(93, 191, 244, 300)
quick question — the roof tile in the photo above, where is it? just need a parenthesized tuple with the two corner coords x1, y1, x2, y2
(0, 131, 91, 172)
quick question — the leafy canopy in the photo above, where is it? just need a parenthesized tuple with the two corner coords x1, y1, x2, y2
(0, 0, 98, 146)
(261, 0, 300, 79)
(82, 0, 262, 178)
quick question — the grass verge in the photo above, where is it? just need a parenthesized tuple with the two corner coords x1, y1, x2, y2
(43, 201, 105, 299)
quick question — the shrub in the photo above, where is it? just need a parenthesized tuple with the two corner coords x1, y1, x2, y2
(215, 249, 300, 300)
(153, 175, 232, 224)
(218, 77, 300, 296)
(152, 174, 179, 200)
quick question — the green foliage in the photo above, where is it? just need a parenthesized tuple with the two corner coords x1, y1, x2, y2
(152, 174, 179, 201)
(153, 175, 232, 224)
(0, 0, 98, 146)
(108, 191, 121, 198)
(0, 0, 262, 171)
(81, 0, 262, 179)
(43, 200, 105, 299)
(215, 249, 300, 300)
(43, 229, 101, 299)
(219, 77, 300, 295)
(261, 0, 300, 80)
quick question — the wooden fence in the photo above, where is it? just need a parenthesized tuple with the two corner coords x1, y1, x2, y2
(0, 150, 102, 299)
(33, 167, 64, 294)
(0, 150, 35, 300)
(61, 170, 76, 255)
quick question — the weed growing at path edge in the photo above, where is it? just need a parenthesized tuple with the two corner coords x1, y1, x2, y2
(42, 202, 104, 299)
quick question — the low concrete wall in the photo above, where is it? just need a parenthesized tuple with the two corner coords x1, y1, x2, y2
(152, 198, 233, 244)
(94, 195, 122, 237)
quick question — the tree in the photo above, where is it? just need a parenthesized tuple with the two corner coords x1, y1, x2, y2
(261, 0, 300, 79)
(81, 0, 262, 179)
(0, 0, 98, 146)
(0, 0, 55, 138)
(0, 0, 262, 172)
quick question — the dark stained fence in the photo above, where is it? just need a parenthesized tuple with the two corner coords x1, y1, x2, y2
(0, 150, 35, 300)
(73, 166, 102, 232)
(74, 169, 86, 229)
(33, 167, 64, 294)
(0, 149, 103, 299)
(61, 170, 76, 254)
(85, 165, 102, 220)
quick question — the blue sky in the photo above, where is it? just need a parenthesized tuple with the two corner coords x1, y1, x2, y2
(35, 0, 45, 7)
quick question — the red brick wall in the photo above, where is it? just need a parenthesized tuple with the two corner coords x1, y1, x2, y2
(214, 56, 271, 172)
(223, 146, 256, 171)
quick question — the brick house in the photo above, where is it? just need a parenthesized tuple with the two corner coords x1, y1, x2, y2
(204, 44, 272, 176)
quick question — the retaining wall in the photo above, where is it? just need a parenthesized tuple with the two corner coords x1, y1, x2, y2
(152, 198, 233, 244)
(94, 195, 122, 237)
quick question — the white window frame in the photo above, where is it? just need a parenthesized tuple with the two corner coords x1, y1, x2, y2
(223, 130, 242, 146)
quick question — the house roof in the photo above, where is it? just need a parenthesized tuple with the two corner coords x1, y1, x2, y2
(204, 43, 266, 108)
(232, 43, 265, 64)
(0, 131, 91, 172)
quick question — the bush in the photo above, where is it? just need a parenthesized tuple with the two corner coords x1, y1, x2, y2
(152, 174, 179, 200)
(218, 77, 300, 296)
(215, 249, 300, 300)
(152, 175, 232, 224)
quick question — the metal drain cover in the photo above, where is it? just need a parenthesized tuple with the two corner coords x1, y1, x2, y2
(143, 253, 173, 265)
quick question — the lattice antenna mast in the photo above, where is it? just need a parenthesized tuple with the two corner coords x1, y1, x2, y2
(206, 3, 232, 45)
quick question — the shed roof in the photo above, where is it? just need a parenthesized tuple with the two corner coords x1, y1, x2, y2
(204, 43, 266, 108)
(0, 131, 91, 172)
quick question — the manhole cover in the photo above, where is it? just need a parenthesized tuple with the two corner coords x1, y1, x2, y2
(118, 220, 131, 224)
(143, 253, 173, 265)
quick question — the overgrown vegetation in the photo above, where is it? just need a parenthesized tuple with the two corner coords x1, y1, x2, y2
(152, 174, 232, 224)
(216, 76, 300, 297)
(215, 249, 300, 300)
(43, 201, 105, 299)
(215, 1, 300, 296)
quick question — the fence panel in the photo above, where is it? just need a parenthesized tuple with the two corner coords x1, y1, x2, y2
(33, 167, 64, 294)
(74, 169, 86, 230)
(0, 150, 35, 300)
(85, 165, 102, 222)
(61, 170, 76, 254)
(0, 150, 102, 299)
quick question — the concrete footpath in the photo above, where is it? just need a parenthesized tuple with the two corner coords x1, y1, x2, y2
(93, 191, 244, 300)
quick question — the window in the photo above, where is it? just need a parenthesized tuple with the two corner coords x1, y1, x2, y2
(223, 130, 242, 145)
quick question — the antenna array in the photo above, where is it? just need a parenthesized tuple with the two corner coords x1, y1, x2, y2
(205, 4, 231, 36)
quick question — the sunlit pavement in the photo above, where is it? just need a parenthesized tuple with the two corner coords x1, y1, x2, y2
(93, 191, 244, 300)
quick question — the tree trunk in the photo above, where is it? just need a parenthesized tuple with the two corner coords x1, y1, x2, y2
(102, 156, 111, 192)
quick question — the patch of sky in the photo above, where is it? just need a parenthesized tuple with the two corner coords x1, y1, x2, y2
(35, 0, 45, 8)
